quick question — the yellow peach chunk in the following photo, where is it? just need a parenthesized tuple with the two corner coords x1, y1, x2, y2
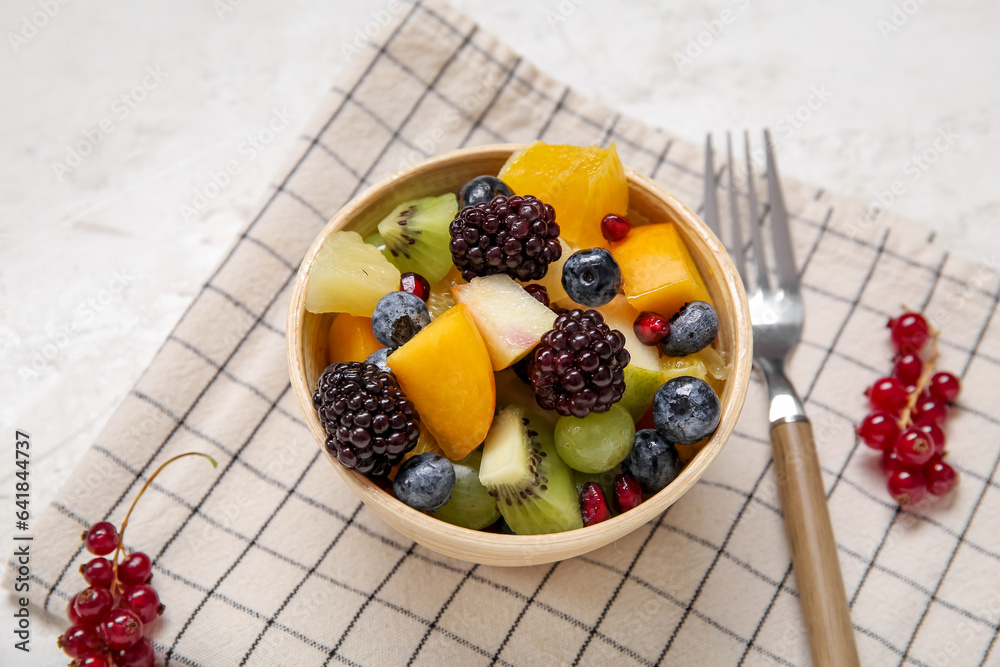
(327, 314, 382, 365)
(612, 223, 712, 318)
(388, 304, 496, 460)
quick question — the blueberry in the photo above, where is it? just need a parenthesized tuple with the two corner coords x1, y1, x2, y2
(561, 248, 622, 307)
(365, 347, 393, 375)
(393, 453, 455, 512)
(372, 291, 430, 348)
(652, 376, 721, 445)
(495, 516, 516, 535)
(459, 175, 513, 208)
(659, 301, 718, 357)
(622, 429, 681, 494)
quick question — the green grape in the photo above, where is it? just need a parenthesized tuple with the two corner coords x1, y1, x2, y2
(554, 404, 635, 473)
(433, 450, 500, 530)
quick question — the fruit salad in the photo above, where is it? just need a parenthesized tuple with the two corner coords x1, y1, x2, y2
(307, 142, 729, 535)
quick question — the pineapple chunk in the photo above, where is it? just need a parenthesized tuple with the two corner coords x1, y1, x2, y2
(305, 231, 400, 316)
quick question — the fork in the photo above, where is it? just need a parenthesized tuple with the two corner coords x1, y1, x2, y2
(704, 131, 860, 667)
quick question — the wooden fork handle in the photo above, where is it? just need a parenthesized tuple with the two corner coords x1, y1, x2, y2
(771, 418, 861, 667)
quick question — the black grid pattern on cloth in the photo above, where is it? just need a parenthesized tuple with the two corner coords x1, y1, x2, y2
(11, 1, 1000, 666)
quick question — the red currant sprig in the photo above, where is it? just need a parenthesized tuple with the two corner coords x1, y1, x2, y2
(59, 452, 216, 665)
(857, 311, 960, 505)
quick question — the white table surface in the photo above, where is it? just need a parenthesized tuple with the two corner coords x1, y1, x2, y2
(2, 0, 998, 663)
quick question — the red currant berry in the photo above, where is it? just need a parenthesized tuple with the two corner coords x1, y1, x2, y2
(399, 272, 430, 303)
(82, 522, 118, 556)
(925, 459, 958, 496)
(895, 428, 935, 467)
(600, 214, 632, 242)
(122, 584, 163, 624)
(612, 474, 643, 513)
(881, 448, 902, 475)
(67, 597, 82, 624)
(117, 636, 155, 667)
(857, 411, 901, 451)
(523, 283, 550, 307)
(73, 655, 111, 667)
(57, 623, 103, 658)
(892, 354, 923, 384)
(579, 482, 611, 526)
(928, 371, 961, 403)
(119, 551, 152, 586)
(915, 421, 946, 458)
(868, 377, 909, 413)
(73, 587, 113, 626)
(100, 608, 144, 650)
(80, 557, 114, 588)
(888, 312, 930, 354)
(913, 396, 948, 426)
(887, 468, 927, 505)
(633, 311, 670, 346)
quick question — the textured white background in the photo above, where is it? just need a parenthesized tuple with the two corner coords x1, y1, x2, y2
(1, 0, 998, 663)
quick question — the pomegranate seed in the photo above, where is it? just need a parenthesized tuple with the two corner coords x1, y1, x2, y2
(636, 405, 655, 432)
(868, 377, 909, 413)
(579, 482, 611, 526)
(633, 311, 670, 346)
(892, 354, 923, 384)
(600, 214, 632, 242)
(612, 474, 643, 513)
(82, 522, 118, 556)
(856, 411, 900, 451)
(915, 421, 946, 458)
(887, 468, 927, 505)
(399, 272, 430, 302)
(74, 655, 111, 667)
(928, 371, 961, 403)
(80, 557, 115, 588)
(888, 313, 930, 354)
(523, 283, 550, 307)
(913, 396, 948, 426)
(895, 428, 935, 467)
(57, 623, 103, 658)
(925, 459, 958, 496)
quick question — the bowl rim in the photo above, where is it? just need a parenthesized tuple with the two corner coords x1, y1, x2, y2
(286, 143, 753, 564)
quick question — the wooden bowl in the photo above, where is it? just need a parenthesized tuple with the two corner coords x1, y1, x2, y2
(287, 144, 752, 567)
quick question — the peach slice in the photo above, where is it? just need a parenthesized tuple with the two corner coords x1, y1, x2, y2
(388, 304, 496, 460)
(612, 223, 712, 318)
(327, 314, 382, 365)
(452, 274, 556, 370)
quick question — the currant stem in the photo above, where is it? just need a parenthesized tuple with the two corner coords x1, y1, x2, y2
(898, 337, 939, 429)
(110, 452, 217, 590)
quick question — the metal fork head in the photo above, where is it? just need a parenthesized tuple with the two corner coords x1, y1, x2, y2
(702, 130, 804, 364)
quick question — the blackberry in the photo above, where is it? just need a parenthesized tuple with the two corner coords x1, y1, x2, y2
(448, 195, 562, 282)
(529, 309, 630, 418)
(312, 361, 420, 477)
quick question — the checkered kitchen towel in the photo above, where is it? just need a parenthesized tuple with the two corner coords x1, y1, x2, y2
(8, 1, 1000, 665)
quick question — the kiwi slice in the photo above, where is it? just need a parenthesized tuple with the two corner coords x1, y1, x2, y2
(377, 193, 458, 284)
(434, 450, 501, 530)
(479, 405, 583, 535)
(364, 230, 386, 251)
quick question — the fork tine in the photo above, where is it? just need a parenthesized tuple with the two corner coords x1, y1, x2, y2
(702, 134, 721, 238)
(725, 132, 747, 284)
(764, 130, 798, 290)
(744, 131, 770, 292)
